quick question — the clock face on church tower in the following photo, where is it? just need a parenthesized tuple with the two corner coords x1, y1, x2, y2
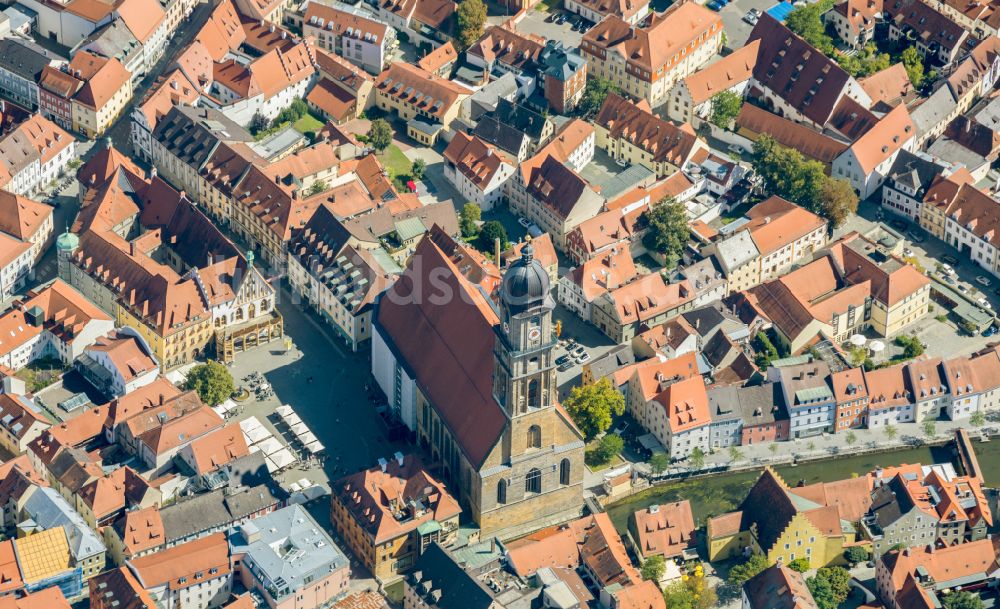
(528, 326, 541, 341)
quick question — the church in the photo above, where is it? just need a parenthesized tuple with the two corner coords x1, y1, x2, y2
(372, 231, 585, 539)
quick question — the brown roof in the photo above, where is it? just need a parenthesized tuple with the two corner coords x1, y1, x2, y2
(885, 0, 967, 56)
(831, 0, 883, 36)
(746, 13, 855, 125)
(467, 26, 545, 71)
(306, 78, 359, 122)
(182, 423, 249, 474)
(38, 66, 83, 100)
(417, 41, 457, 73)
(519, 119, 594, 182)
(1, 588, 71, 609)
(374, 62, 467, 121)
(64, 0, 115, 21)
(128, 533, 231, 590)
(442, 132, 511, 191)
(379, 0, 454, 28)
(527, 155, 590, 219)
(881, 538, 999, 592)
(743, 564, 818, 609)
(847, 104, 915, 174)
(745, 196, 826, 256)
(333, 453, 461, 545)
(69, 51, 131, 111)
(569, 245, 638, 302)
(613, 581, 666, 609)
(0, 541, 23, 598)
(0, 279, 111, 358)
(305, 3, 388, 48)
(736, 104, 848, 164)
(116, 0, 166, 44)
(582, 3, 721, 78)
(859, 63, 912, 107)
(826, 232, 929, 306)
(112, 506, 164, 558)
(653, 375, 710, 434)
(195, 0, 245, 61)
(596, 93, 703, 166)
(88, 568, 156, 609)
(138, 404, 224, 456)
(946, 180, 1000, 248)
(0, 191, 51, 241)
(86, 331, 157, 381)
(632, 500, 695, 559)
(683, 40, 759, 105)
(507, 514, 638, 585)
(375, 236, 505, 467)
(570, 0, 649, 19)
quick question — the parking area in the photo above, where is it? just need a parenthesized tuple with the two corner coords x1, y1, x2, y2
(837, 201, 999, 358)
(715, 0, 776, 48)
(516, 8, 586, 47)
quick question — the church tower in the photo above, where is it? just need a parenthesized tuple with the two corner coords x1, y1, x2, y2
(493, 243, 557, 417)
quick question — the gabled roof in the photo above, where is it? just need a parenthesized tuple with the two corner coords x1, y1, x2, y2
(596, 93, 703, 167)
(128, 532, 231, 590)
(69, 51, 131, 111)
(845, 104, 915, 174)
(744, 196, 826, 256)
(736, 104, 848, 164)
(683, 40, 759, 105)
(747, 13, 859, 125)
(375, 236, 505, 467)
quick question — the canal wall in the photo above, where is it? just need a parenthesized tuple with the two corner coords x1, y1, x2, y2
(597, 436, 955, 511)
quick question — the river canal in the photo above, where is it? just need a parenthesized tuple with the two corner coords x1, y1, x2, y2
(606, 439, 1000, 532)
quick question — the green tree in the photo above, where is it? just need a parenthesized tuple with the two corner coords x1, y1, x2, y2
(564, 378, 625, 440)
(961, 320, 980, 335)
(476, 220, 508, 253)
(785, 0, 835, 54)
(837, 44, 891, 77)
(367, 118, 393, 152)
(594, 433, 624, 464)
(649, 452, 670, 474)
(640, 555, 665, 582)
(788, 558, 811, 573)
(807, 574, 837, 609)
(902, 46, 925, 88)
(460, 203, 481, 238)
(816, 567, 851, 605)
(845, 431, 857, 446)
(885, 425, 898, 441)
(710, 90, 743, 129)
(578, 76, 619, 117)
(923, 420, 937, 438)
(807, 441, 816, 452)
(971, 411, 986, 427)
(184, 361, 234, 407)
(943, 591, 985, 609)
(411, 158, 427, 180)
(728, 554, 767, 587)
(455, 0, 487, 49)
(753, 331, 779, 368)
(306, 180, 329, 196)
(729, 446, 744, 462)
(248, 112, 270, 134)
(689, 447, 706, 469)
(640, 197, 689, 268)
(895, 335, 925, 359)
(818, 178, 859, 228)
(663, 569, 716, 609)
(769, 443, 779, 455)
(845, 546, 869, 564)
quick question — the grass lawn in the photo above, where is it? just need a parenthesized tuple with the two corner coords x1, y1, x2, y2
(16, 357, 67, 394)
(585, 438, 624, 472)
(377, 145, 413, 178)
(536, 0, 560, 10)
(293, 112, 325, 135)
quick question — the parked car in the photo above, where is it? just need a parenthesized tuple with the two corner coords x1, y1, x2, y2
(727, 143, 744, 156)
(556, 354, 572, 366)
(944, 275, 957, 286)
(994, 286, 1000, 297)
(518, 217, 531, 228)
(743, 10, 759, 23)
(890, 219, 907, 230)
(570, 345, 586, 358)
(907, 229, 925, 243)
(903, 247, 914, 257)
(942, 254, 959, 265)
(977, 276, 991, 287)
(558, 360, 575, 372)
(545, 12, 556, 21)
(707, 1, 722, 10)
(959, 284, 971, 294)
(575, 352, 591, 364)
(984, 325, 998, 337)
(555, 13, 566, 23)
(940, 263, 955, 275)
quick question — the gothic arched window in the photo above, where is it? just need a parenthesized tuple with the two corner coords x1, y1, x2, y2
(560, 459, 571, 485)
(497, 479, 507, 504)
(525, 468, 541, 494)
(527, 425, 541, 449)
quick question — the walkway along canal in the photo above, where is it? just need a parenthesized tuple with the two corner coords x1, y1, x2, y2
(605, 437, 1000, 533)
